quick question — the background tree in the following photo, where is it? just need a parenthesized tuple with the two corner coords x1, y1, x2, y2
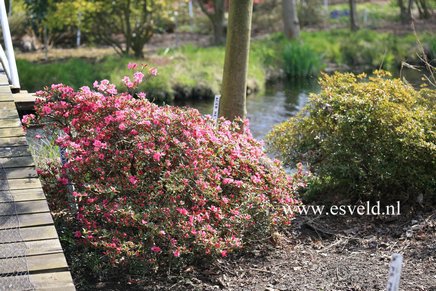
(282, 0, 300, 39)
(88, 0, 172, 58)
(415, 0, 430, 18)
(220, 0, 254, 120)
(398, 0, 413, 24)
(349, 0, 358, 31)
(197, 0, 226, 45)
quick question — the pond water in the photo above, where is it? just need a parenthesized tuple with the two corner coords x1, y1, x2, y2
(173, 78, 320, 140)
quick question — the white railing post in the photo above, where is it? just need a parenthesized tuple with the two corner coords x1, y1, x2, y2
(0, 0, 20, 89)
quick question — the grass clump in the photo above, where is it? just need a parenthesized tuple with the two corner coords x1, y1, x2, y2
(283, 41, 322, 78)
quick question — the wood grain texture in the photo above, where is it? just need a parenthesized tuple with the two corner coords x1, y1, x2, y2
(0, 212, 54, 230)
(0, 156, 35, 168)
(0, 136, 27, 146)
(0, 145, 31, 158)
(0, 253, 69, 274)
(5, 177, 42, 190)
(0, 118, 21, 128)
(3, 167, 38, 179)
(0, 188, 46, 202)
(0, 239, 62, 258)
(29, 272, 75, 290)
(19, 225, 60, 241)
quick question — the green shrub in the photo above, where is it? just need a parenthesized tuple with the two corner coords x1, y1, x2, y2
(267, 71, 436, 205)
(283, 41, 321, 78)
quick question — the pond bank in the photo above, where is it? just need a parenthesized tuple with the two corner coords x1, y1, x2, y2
(17, 30, 435, 101)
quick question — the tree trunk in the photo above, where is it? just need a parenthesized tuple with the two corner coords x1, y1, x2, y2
(398, 0, 412, 23)
(415, 0, 431, 19)
(210, 0, 225, 45)
(220, 0, 253, 121)
(198, 0, 226, 45)
(349, 0, 359, 31)
(212, 14, 225, 45)
(282, 0, 300, 39)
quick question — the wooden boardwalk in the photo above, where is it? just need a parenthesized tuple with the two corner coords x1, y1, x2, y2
(0, 74, 75, 290)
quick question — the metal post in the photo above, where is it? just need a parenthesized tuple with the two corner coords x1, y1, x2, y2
(0, 0, 20, 89)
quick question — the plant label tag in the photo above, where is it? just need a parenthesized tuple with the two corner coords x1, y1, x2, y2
(386, 253, 403, 291)
(212, 95, 221, 121)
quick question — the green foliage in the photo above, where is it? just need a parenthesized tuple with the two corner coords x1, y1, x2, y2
(298, 0, 325, 27)
(283, 41, 321, 78)
(267, 71, 436, 204)
(339, 30, 394, 69)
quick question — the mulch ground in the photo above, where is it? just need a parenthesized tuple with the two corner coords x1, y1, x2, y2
(93, 209, 436, 291)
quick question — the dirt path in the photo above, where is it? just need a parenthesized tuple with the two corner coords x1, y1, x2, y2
(93, 210, 435, 291)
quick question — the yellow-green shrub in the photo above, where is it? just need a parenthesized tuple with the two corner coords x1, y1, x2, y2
(267, 71, 436, 204)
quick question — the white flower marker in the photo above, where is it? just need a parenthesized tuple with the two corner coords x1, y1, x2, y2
(386, 253, 403, 291)
(212, 95, 221, 122)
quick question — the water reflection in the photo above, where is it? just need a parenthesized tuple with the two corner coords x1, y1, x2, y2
(172, 78, 320, 140)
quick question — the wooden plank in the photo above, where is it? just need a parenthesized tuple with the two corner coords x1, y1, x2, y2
(0, 145, 31, 158)
(0, 225, 59, 243)
(0, 101, 16, 110)
(0, 239, 62, 258)
(0, 212, 53, 230)
(28, 253, 69, 273)
(0, 86, 12, 93)
(0, 200, 49, 216)
(0, 200, 50, 215)
(0, 95, 14, 102)
(0, 109, 19, 119)
(0, 74, 10, 86)
(0, 253, 69, 274)
(4, 167, 38, 179)
(19, 225, 60, 241)
(0, 127, 25, 137)
(0, 118, 21, 128)
(3, 178, 42, 190)
(0, 272, 75, 290)
(26, 239, 63, 257)
(0, 188, 46, 202)
(0, 156, 34, 168)
(29, 272, 75, 290)
(0, 136, 27, 146)
(13, 93, 39, 103)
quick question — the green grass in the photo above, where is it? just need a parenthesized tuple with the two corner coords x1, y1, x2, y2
(18, 44, 265, 101)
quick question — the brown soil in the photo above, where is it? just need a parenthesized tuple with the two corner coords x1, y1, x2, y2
(93, 209, 436, 291)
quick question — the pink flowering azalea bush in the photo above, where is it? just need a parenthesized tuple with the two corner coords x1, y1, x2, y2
(23, 65, 306, 270)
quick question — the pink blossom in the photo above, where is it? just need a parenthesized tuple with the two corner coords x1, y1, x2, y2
(173, 249, 180, 257)
(149, 67, 158, 76)
(119, 123, 126, 131)
(42, 105, 52, 114)
(74, 231, 82, 238)
(127, 62, 138, 70)
(152, 152, 162, 162)
(151, 246, 161, 253)
(133, 72, 144, 84)
(176, 208, 189, 216)
(129, 176, 138, 185)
